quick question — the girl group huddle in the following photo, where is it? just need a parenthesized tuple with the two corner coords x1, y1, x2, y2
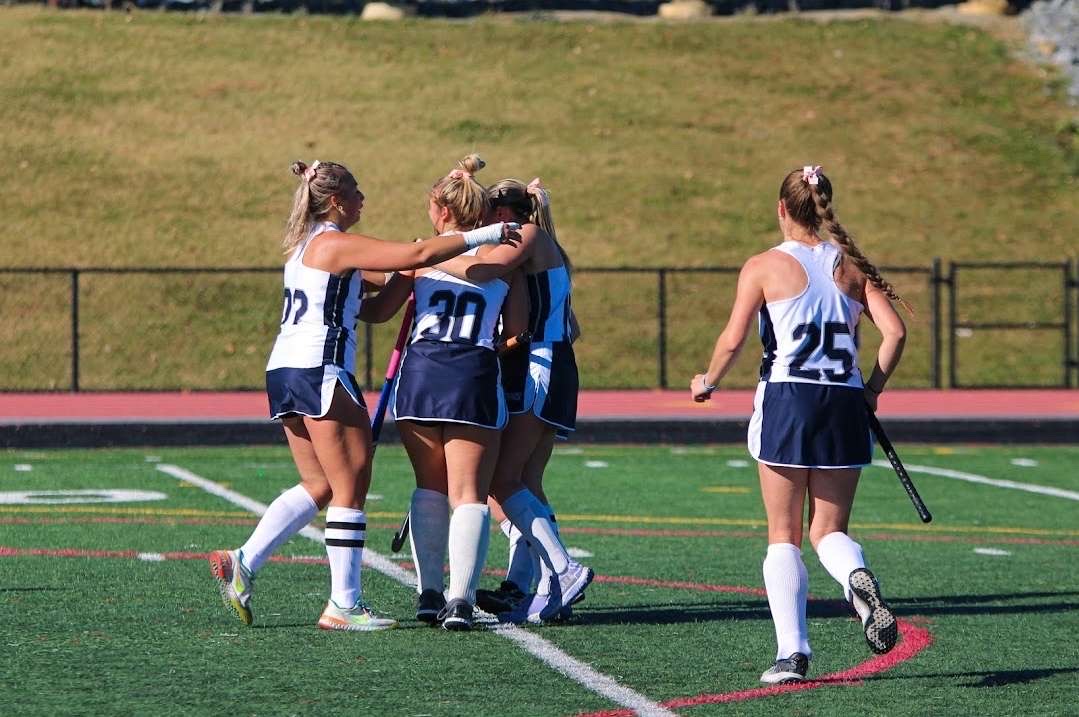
(210, 154, 592, 637)
(211, 158, 909, 686)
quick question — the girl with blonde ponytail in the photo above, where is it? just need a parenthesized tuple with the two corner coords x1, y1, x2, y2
(690, 166, 907, 685)
(208, 159, 518, 634)
(434, 174, 593, 625)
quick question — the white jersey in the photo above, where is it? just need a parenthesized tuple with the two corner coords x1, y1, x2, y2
(411, 249, 509, 351)
(758, 240, 864, 388)
(266, 222, 362, 373)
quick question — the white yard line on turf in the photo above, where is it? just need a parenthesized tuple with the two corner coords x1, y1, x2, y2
(872, 461, 1079, 502)
(156, 463, 676, 717)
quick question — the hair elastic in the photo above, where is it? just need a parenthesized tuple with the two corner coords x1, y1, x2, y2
(802, 165, 822, 186)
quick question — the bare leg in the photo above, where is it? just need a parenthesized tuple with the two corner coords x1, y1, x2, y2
(758, 463, 812, 662)
(443, 424, 500, 609)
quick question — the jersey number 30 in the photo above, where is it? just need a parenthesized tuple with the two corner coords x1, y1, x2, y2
(789, 321, 855, 382)
(423, 290, 487, 343)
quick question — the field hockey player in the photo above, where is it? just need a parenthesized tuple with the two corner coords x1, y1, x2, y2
(691, 165, 909, 682)
(435, 176, 593, 623)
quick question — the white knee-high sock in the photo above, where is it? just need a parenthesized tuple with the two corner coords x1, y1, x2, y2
(534, 503, 559, 596)
(762, 543, 811, 660)
(815, 531, 867, 604)
(239, 485, 318, 573)
(501, 489, 569, 576)
(408, 488, 450, 594)
(502, 519, 534, 593)
(325, 506, 366, 608)
(447, 503, 491, 604)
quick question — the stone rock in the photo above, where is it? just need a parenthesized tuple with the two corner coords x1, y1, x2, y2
(361, 2, 408, 20)
(956, 0, 1012, 16)
(658, 0, 713, 19)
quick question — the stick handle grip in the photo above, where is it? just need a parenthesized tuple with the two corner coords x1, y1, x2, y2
(371, 298, 415, 446)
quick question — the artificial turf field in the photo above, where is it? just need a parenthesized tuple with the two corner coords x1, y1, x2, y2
(2, 443, 1077, 716)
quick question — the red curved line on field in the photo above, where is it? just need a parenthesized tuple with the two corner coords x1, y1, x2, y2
(575, 619, 931, 717)
(592, 574, 769, 597)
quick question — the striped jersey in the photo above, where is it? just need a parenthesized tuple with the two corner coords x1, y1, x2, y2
(266, 222, 361, 373)
(526, 266, 572, 342)
(758, 240, 864, 388)
(411, 249, 509, 350)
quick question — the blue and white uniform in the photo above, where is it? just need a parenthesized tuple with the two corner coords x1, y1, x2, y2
(265, 222, 366, 420)
(747, 240, 871, 468)
(393, 250, 510, 429)
(501, 264, 578, 432)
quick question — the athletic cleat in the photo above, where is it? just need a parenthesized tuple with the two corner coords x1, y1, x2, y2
(760, 652, 809, 684)
(208, 549, 254, 626)
(438, 598, 473, 632)
(537, 562, 593, 622)
(317, 600, 398, 632)
(848, 568, 897, 654)
(476, 580, 527, 615)
(416, 589, 446, 625)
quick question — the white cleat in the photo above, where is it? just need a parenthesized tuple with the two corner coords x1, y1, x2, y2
(317, 600, 398, 632)
(849, 568, 897, 654)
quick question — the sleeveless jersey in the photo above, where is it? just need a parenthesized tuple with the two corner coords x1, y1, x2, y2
(266, 222, 362, 373)
(758, 241, 864, 389)
(526, 265, 572, 342)
(411, 249, 509, 350)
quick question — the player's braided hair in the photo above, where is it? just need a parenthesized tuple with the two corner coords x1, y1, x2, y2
(780, 168, 912, 314)
(487, 178, 573, 275)
(430, 154, 489, 231)
(283, 160, 354, 255)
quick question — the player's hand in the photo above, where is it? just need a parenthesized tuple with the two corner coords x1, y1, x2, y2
(864, 386, 879, 413)
(691, 374, 716, 403)
(500, 222, 521, 247)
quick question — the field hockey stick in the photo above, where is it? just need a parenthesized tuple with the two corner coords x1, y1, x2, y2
(867, 407, 933, 523)
(497, 330, 532, 356)
(371, 297, 415, 447)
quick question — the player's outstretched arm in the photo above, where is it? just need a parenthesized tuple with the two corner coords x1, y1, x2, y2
(435, 224, 538, 283)
(691, 257, 765, 402)
(359, 272, 414, 324)
(313, 224, 520, 275)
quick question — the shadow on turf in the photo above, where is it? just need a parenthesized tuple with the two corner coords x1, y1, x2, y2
(869, 667, 1079, 688)
(572, 590, 1079, 627)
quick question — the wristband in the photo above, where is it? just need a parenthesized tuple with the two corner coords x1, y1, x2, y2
(462, 223, 505, 249)
(865, 382, 884, 395)
(700, 376, 718, 394)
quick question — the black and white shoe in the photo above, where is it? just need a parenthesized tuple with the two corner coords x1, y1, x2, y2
(759, 652, 809, 684)
(476, 581, 526, 615)
(416, 589, 446, 625)
(849, 568, 897, 655)
(438, 598, 473, 632)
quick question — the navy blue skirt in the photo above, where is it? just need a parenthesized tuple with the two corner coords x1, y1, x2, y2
(393, 340, 506, 429)
(266, 365, 366, 420)
(501, 340, 578, 432)
(748, 381, 872, 468)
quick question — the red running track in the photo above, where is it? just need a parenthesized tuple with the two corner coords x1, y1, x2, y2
(0, 389, 1075, 423)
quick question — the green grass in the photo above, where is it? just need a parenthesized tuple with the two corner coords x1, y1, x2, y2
(0, 8, 1076, 389)
(3, 443, 1078, 715)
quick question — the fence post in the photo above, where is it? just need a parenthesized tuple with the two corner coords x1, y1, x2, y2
(657, 269, 668, 389)
(947, 262, 957, 389)
(930, 258, 941, 388)
(70, 270, 80, 392)
(1066, 258, 1076, 388)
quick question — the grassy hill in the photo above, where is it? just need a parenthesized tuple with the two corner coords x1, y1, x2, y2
(0, 8, 1075, 389)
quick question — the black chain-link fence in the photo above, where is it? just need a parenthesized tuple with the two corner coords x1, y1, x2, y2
(1, 260, 1075, 391)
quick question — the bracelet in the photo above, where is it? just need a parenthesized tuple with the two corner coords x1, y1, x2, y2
(700, 376, 718, 394)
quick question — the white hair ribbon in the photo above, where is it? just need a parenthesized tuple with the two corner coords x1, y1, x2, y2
(304, 160, 320, 182)
(802, 165, 822, 186)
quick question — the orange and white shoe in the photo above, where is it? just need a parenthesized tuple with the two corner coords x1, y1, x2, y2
(317, 600, 398, 632)
(208, 549, 254, 626)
